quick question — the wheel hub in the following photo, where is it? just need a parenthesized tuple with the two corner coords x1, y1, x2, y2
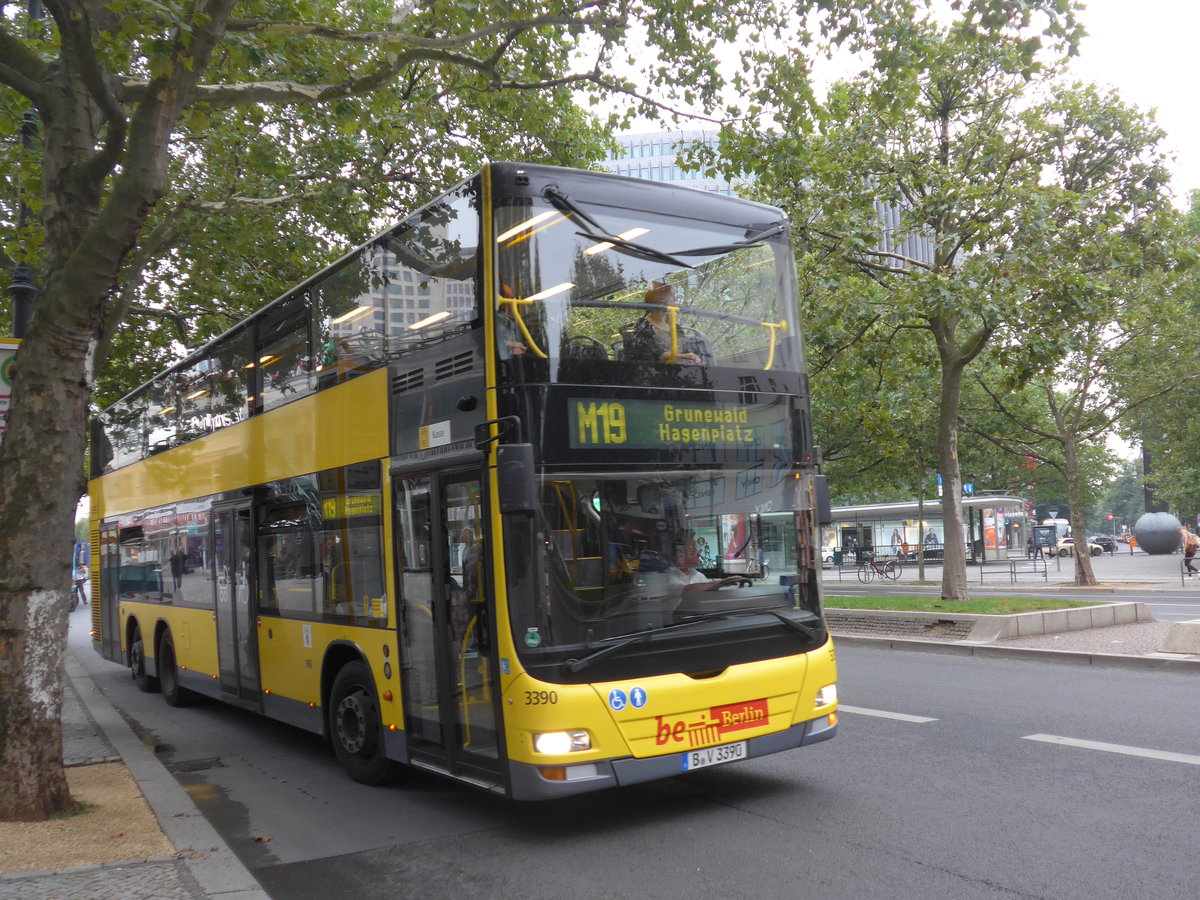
(337, 691, 368, 754)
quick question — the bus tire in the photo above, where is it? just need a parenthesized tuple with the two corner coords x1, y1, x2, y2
(329, 661, 398, 786)
(158, 630, 196, 707)
(130, 625, 160, 693)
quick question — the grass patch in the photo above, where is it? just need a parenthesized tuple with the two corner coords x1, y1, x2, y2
(826, 595, 1098, 615)
(49, 798, 97, 820)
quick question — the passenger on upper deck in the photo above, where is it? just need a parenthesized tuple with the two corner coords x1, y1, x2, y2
(621, 282, 712, 366)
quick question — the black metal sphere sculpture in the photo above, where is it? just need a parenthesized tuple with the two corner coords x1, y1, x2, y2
(1133, 511, 1182, 555)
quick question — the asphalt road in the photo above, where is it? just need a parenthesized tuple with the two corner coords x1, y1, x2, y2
(71, 607, 1200, 900)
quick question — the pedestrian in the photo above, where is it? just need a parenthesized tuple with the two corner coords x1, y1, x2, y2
(1180, 526, 1199, 576)
(73, 561, 89, 606)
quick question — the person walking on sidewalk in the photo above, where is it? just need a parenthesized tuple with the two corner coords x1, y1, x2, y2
(1180, 525, 1199, 576)
(73, 562, 89, 606)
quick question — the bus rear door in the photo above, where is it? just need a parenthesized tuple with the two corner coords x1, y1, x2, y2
(213, 501, 262, 708)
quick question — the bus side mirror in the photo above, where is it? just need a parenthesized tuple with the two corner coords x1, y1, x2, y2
(812, 474, 832, 527)
(497, 444, 537, 515)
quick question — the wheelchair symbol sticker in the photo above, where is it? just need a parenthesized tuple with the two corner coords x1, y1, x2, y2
(608, 689, 627, 711)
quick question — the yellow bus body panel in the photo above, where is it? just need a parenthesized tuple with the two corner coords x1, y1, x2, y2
(120, 602, 221, 678)
(256, 615, 404, 728)
(92, 369, 389, 518)
(502, 637, 837, 766)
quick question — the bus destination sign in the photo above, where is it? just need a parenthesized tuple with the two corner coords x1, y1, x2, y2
(568, 397, 786, 451)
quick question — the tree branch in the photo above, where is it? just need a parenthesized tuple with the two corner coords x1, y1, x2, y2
(0, 22, 48, 102)
(45, 1, 128, 190)
(223, 7, 618, 51)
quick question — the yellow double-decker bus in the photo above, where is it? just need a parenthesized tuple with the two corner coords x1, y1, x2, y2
(90, 163, 837, 798)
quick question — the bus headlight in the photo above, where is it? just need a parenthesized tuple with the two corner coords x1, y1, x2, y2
(533, 730, 591, 754)
(814, 684, 837, 708)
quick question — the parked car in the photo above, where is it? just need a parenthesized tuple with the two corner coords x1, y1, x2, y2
(1087, 534, 1117, 553)
(1051, 537, 1103, 557)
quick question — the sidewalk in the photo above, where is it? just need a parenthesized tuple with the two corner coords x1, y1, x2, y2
(0, 647, 269, 900)
(825, 548, 1200, 668)
(823, 544, 1196, 590)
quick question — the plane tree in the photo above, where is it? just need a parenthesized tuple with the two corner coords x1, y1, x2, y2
(0, 0, 944, 821)
(706, 8, 1192, 600)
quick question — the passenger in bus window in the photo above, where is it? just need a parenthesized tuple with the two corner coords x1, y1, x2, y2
(459, 526, 483, 602)
(621, 282, 712, 366)
(497, 283, 527, 359)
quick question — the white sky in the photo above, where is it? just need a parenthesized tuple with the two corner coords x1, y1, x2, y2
(1068, 0, 1200, 205)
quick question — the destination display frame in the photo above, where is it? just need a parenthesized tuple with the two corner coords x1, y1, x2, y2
(536, 384, 804, 468)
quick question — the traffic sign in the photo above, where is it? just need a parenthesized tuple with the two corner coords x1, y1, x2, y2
(0, 338, 19, 447)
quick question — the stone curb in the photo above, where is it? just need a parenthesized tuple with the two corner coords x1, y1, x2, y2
(826, 601, 1155, 643)
(66, 648, 270, 900)
(832, 633, 1200, 670)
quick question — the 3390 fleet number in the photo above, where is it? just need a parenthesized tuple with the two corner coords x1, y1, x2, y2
(524, 690, 558, 705)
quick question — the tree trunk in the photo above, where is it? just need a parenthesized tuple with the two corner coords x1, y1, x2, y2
(933, 327, 970, 602)
(0, 0, 235, 821)
(1063, 436, 1097, 586)
(0, 309, 92, 819)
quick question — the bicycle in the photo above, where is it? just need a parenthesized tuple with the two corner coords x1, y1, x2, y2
(856, 553, 902, 583)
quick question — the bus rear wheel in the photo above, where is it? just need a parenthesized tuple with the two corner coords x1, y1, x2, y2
(129, 626, 159, 693)
(158, 631, 196, 707)
(329, 661, 399, 786)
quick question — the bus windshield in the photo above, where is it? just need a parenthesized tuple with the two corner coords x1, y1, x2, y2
(494, 196, 800, 380)
(503, 468, 820, 671)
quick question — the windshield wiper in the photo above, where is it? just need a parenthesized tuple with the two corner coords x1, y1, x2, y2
(563, 614, 729, 673)
(573, 231, 692, 268)
(542, 184, 607, 233)
(540, 185, 692, 268)
(669, 223, 786, 257)
(677, 606, 818, 640)
(563, 606, 818, 674)
(563, 630, 656, 674)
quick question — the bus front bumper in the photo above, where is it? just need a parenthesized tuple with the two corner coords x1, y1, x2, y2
(508, 712, 837, 801)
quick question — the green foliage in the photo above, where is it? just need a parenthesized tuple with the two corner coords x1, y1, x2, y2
(1086, 458, 1144, 533)
(1, 0, 835, 405)
(703, 2, 1188, 593)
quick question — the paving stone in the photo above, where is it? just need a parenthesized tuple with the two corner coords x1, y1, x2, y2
(0, 859, 205, 900)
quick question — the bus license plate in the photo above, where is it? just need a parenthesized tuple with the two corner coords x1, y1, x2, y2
(682, 741, 747, 771)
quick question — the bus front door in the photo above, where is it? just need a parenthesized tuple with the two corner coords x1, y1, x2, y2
(213, 502, 261, 709)
(393, 469, 504, 788)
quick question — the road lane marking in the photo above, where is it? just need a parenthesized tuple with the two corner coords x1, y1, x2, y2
(1023, 734, 1200, 767)
(838, 705, 937, 723)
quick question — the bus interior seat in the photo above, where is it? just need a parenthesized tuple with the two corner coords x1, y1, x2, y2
(562, 335, 608, 361)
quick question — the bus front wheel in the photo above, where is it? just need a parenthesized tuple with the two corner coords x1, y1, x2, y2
(329, 661, 399, 786)
(129, 626, 160, 693)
